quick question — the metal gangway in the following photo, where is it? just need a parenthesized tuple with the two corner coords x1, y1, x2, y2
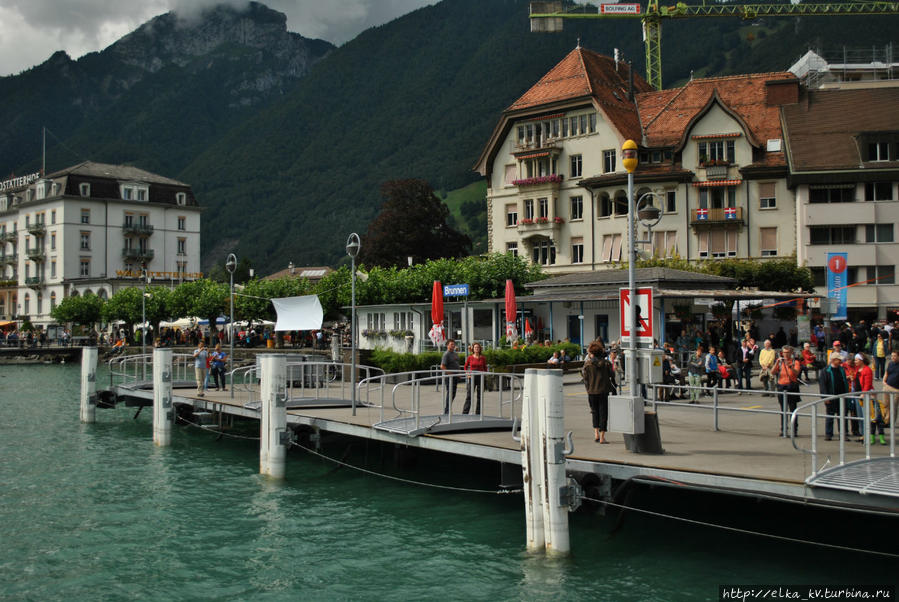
(357, 370, 523, 437)
(791, 391, 899, 498)
(234, 361, 385, 411)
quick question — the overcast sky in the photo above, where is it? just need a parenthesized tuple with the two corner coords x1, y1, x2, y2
(0, 0, 433, 77)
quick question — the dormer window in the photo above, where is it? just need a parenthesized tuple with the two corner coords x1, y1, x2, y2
(175, 192, 186, 206)
(698, 140, 735, 166)
(79, 183, 90, 197)
(868, 142, 890, 162)
(121, 183, 149, 202)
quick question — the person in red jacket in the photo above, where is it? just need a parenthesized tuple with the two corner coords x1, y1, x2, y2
(853, 353, 883, 444)
(771, 346, 802, 437)
(800, 342, 817, 382)
(462, 343, 488, 415)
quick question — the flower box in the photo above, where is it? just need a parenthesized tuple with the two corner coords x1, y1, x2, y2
(512, 175, 563, 187)
(518, 218, 534, 226)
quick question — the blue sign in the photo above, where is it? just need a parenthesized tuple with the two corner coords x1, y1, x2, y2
(443, 283, 470, 297)
(826, 252, 848, 321)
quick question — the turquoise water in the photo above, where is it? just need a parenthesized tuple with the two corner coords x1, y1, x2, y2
(1, 364, 895, 601)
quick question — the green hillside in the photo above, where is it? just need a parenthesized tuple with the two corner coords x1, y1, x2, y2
(442, 181, 488, 254)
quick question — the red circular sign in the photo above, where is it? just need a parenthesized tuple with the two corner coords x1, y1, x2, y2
(828, 255, 846, 273)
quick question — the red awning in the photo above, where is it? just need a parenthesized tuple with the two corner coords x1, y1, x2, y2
(515, 151, 551, 160)
(691, 132, 741, 140)
(692, 180, 742, 187)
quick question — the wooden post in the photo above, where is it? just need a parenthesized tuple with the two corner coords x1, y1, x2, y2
(80, 347, 98, 423)
(260, 354, 288, 479)
(539, 369, 570, 555)
(521, 369, 545, 552)
(153, 348, 173, 447)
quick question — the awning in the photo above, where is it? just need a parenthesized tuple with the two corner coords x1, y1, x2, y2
(515, 151, 551, 160)
(692, 180, 742, 187)
(272, 295, 323, 332)
(0, 320, 15, 329)
(691, 132, 741, 140)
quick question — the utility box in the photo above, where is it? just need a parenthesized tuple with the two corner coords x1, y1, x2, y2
(638, 349, 664, 384)
(608, 394, 645, 434)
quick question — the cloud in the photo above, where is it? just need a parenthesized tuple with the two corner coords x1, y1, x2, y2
(0, 0, 434, 76)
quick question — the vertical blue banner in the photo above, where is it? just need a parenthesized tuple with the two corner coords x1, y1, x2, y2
(826, 252, 848, 321)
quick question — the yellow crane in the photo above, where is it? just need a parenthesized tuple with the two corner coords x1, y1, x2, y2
(529, 0, 899, 89)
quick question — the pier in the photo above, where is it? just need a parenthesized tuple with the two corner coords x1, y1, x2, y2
(89, 349, 899, 553)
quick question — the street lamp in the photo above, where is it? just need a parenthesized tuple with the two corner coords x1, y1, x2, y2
(622, 140, 639, 397)
(345, 233, 361, 415)
(225, 253, 237, 399)
(141, 264, 151, 380)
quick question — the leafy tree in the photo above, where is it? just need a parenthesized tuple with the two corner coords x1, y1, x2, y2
(102, 286, 171, 336)
(168, 279, 228, 329)
(235, 277, 314, 323)
(358, 179, 471, 268)
(635, 255, 813, 292)
(51, 293, 104, 327)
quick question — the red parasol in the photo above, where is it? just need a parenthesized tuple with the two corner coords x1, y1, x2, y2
(428, 280, 445, 347)
(524, 318, 533, 338)
(505, 279, 518, 341)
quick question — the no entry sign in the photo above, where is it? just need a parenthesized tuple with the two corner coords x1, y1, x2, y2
(620, 287, 654, 344)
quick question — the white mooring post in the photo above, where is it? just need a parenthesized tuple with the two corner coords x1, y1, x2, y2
(521, 369, 545, 552)
(538, 369, 570, 555)
(80, 347, 98, 423)
(260, 354, 288, 479)
(153, 348, 173, 447)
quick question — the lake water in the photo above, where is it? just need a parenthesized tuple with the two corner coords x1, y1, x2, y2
(1, 364, 895, 601)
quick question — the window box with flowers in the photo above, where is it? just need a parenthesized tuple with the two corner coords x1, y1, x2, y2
(512, 175, 564, 187)
(518, 218, 535, 226)
(535, 216, 550, 224)
(362, 329, 387, 338)
(389, 329, 414, 339)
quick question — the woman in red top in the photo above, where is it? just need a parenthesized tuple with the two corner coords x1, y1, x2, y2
(844, 356, 862, 438)
(463, 343, 488, 415)
(800, 342, 817, 382)
(853, 353, 884, 444)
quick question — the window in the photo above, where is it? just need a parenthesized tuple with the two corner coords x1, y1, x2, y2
(865, 223, 894, 243)
(517, 126, 525, 145)
(809, 225, 856, 245)
(561, 118, 568, 137)
(760, 227, 778, 256)
(809, 185, 854, 203)
(506, 204, 518, 227)
(665, 191, 676, 213)
(81, 209, 90, 224)
(124, 213, 134, 227)
(865, 182, 893, 201)
(524, 199, 534, 220)
(759, 182, 776, 209)
(532, 240, 556, 265)
(51, 210, 56, 224)
(137, 189, 146, 201)
(569, 116, 579, 136)
(80, 232, 90, 250)
(177, 217, 186, 231)
(80, 259, 90, 277)
(866, 265, 895, 285)
(506, 242, 518, 257)
(504, 164, 517, 186)
(579, 114, 587, 135)
(571, 237, 584, 264)
(603, 150, 616, 173)
(537, 198, 549, 219)
(698, 140, 735, 164)
(177, 238, 186, 255)
(551, 119, 559, 138)
(868, 142, 890, 162)
(651, 231, 678, 257)
(699, 187, 736, 209)
(698, 231, 737, 258)
(600, 233, 622, 263)
(51, 261, 56, 278)
(613, 193, 628, 216)
(810, 267, 826, 288)
(176, 192, 186, 206)
(79, 183, 90, 198)
(570, 154, 582, 178)
(23, 294, 29, 315)
(570, 196, 583, 220)
(50, 292, 56, 310)
(588, 112, 597, 133)
(598, 194, 612, 218)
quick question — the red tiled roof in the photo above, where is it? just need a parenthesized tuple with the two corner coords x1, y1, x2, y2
(636, 72, 796, 149)
(507, 47, 652, 140)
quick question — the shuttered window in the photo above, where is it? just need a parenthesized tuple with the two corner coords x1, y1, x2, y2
(760, 227, 777, 256)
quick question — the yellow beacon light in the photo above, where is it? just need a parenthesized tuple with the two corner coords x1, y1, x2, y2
(622, 139, 638, 174)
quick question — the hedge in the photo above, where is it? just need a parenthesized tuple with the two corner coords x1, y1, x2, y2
(367, 343, 580, 374)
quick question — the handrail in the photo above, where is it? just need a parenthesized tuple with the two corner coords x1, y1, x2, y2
(108, 352, 195, 387)
(234, 361, 385, 406)
(790, 390, 897, 478)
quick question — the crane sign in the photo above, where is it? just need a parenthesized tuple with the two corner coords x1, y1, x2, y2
(619, 287, 654, 344)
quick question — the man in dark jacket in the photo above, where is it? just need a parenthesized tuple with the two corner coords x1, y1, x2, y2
(819, 354, 850, 440)
(582, 340, 615, 443)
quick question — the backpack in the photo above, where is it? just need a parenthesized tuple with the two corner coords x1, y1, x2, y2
(707, 353, 718, 372)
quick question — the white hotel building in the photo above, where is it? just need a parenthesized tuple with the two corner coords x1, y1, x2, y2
(0, 161, 202, 326)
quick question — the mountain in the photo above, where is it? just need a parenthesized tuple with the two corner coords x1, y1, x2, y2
(0, 2, 333, 177)
(2, 0, 897, 273)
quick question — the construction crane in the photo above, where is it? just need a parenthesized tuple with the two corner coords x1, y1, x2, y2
(529, 0, 899, 89)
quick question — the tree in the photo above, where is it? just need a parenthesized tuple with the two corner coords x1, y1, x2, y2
(358, 179, 471, 268)
(168, 279, 228, 331)
(635, 256, 813, 293)
(51, 293, 104, 328)
(102, 286, 171, 337)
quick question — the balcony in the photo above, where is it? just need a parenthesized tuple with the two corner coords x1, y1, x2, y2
(517, 217, 564, 238)
(26, 223, 46, 236)
(0, 231, 17, 242)
(122, 222, 154, 236)
(1, 253, 18, 264)
(691, 207, 744, 228)
(514, 138, 560, 153)
(122, 247, 155, 262)
(24, 276, 43, 287)
(25, 248, 44, 261)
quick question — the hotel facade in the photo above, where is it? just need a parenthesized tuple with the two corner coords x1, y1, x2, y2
(0, 161, 202, 326)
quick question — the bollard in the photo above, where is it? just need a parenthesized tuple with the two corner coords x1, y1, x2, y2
(520, 369, 545, 552)
(80, 347, 98, 423)
(153, 348, 173, 447)
(260, 354, 288, 479)
(538, 369, 570, 555)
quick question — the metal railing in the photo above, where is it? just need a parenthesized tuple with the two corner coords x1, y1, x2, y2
(108, 353, 197, 387)
(230, 361, 385, 406)
(357, 370, 523, 431)
(791, 391, 897, 477)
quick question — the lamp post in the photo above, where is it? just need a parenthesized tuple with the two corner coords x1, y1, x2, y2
(346, 233, 361, 415)
(225, 253, 237, 399)
(141, 263, 150, 380)
(622, 140, 639, 397)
